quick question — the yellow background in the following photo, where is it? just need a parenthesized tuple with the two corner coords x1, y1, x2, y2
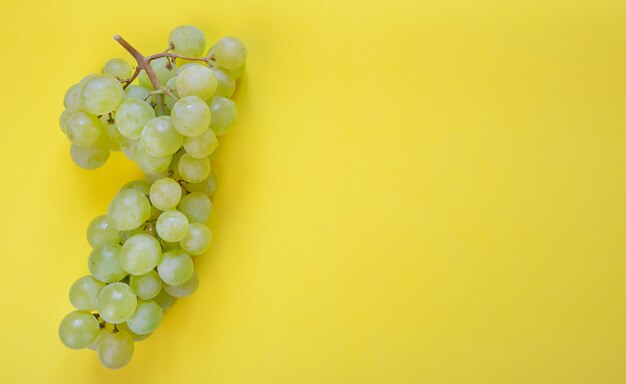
(0, 0, 625, 382)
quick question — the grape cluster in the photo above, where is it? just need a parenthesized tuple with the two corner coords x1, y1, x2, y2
(57, 25, 246, 369)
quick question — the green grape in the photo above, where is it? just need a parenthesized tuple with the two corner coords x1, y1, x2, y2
(208, 96, 238, 136)
(152, 288, 177, 310)
(70, 139, 110, 170)
(176, 66, 217, 100)
(149, 177, 182, 211)
(134, 146, 172, 174)
(129, 270, 162, 300)
(127, 300, 163, 335)
(88, 244, 126, 283)
(184, 173, 217, 197)
(120, 233, 162, 275)
(169, 25, 206, 57)
(108, 189, 151, 231)
(183, 127, 218, 159)
(125, 84, 154, 104)
(115, 97, 155, 140)
(119, 179, 151, 195)
(97, 330, 134, 369)
(156, 210, 189, 242)
(171, 96, 211, 137)
(117, 322, 152, 342)
(164, 77, 178, 111)
(141, 116, 183, 157)
(177, 62, 202, 74)
(120, 138, 138, 161)
(66, 111, 102, 146)
(212, 67, 236, 98)
(59, 311, 99, 349)
(180, 223, 212, 256)
(63, 83, 84, 112)
(178, 153, 211, 183)
(69, 276, 106, 311)
(102, 58, 132, 79)
(119, 227, 146, 244)
(80, 74, 125, 115)
(225, 62, 246, 80)
(99, 116, 125, 151)
(96, 282, 137, 324)
(144, 171, 170, 184)
(157, 249, 194, 285)
(59, 109, 73, 134)
(162, 240, 181, 251)
(163, 270, 199, 297)
(178, 192, 212, 223)
(87, 214, 120, 248)
(138, 57, 177, 89)
(88, 325, 113, 351)
(212, 37, 247, 70)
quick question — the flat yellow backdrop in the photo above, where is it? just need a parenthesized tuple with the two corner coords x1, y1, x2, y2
(0, 0, 625, 383)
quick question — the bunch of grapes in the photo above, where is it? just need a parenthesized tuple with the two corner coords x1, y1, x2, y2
(57, 25, 246, 369)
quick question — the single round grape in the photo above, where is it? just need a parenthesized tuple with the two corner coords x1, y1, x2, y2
(184, 173, 217, 197)
(70, 140, 110, 170)
(117, 322, 152, 342)
(125, 84, 154, 104)
(129, 270, 162, 300)
(180, 223, 212, 256)
(178, 192, 212, 223)
(139, 57, 177, 89)
(64, 83, 83, 112)
(141, 116, 183, 157)
(152, 288, 177, 310)
(176, 66, 217, 100)
(100, 116, 125, 151)
(59, 109, 73, 134)
(134, 146, 172, 174)
(212, 37, 247, 70)
(119, 179, 151, 195)
(171, 96, 211, 137)
(164, 77, 178, 111)
(163, 270, 199, 297)
(127, 300, 163, 335)
(169, 25, 206, 57)
(119, 233, 162, 275)
(88, 244, 126, 283)
(102, 58, 132, 79)
(59, 311, 99, 349)
(155, 210, 189, 242)
(208, 96, 238, 136)
(87, 215, 120, 248)
(158, 249, 194, 285)
(97, 331, 134, 369)
(96, 282, 137, 324)
(212, 67, 236, 97)
(178, 153, 211, 183)
(115, 97, 156, 140)
(81, 74, 124, 115)
(183, 127, 218, 159)
(69, 276, 106, 311)
(66, 111, 102, 146)
(120, 138, 138, 161)
(149, 177, 182, 211)
(108, 189, 151, 231)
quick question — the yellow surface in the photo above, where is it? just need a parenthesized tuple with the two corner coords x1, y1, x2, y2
(0, 0, 625, 382)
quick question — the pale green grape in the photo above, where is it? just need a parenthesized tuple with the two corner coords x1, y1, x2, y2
(119, 233, 162, 275)
(144, 171, 169, 184)
(88, 325, 114, 351)
(115, 97, 155, 140)
(134, 146, 172, 174)
(119, 227, 146, 244)
(212, 37, 247, 70)
(97, 330, 134, 369)
(119, 179, 151, 195)
(165, 77, 178, 111)
(59, 109, 73, 134)
(169, 25, 206, 57)
(152, 289, 177, 310)
(87, 215, 120, 248)
(180, 223, 212, 256)
(64, 83, 83, 112)
(171, 96, 211, 137)
(81, 74, 125, 115)
(108, 189, 151, 231)
(117, 322, 152, 341)
(129, 270, 162, 300)
(120, 138, 138, 161)
(178, 192, 212, 223)
(212, 67, 236, 97)
(96, 282, 137, 324)
(156, 210, 189, 242)
(102, 58, 132, 79)
(149, 177, 182, 210)
(176, 66, 217, 100)
(184, 173, 217, 197)
(162, 240, 181, 251)
(208, 96, 238, 136)
(157, 249, 194, 285)
(139, 57, 177, 89)
(70, 139, 110, 170)
(141, 116, 183, 157)
(177, 62, 202, 74)
(99, 116, 125, 151)
(125, 84, 154, 104)
(163, 270, 199, 297)
(127, 300, 163, 335)
(225, 62, 246, 80)
(59, 311, 99, 349)
(88, 244, 126, 283)
(183, 127, 218, 158)
(69, 276, 106, 311)
(66, 111, 102, 146)
(178, 153, 211, 183)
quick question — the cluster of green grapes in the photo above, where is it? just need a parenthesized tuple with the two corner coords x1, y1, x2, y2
(57, 25, 246, 369)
